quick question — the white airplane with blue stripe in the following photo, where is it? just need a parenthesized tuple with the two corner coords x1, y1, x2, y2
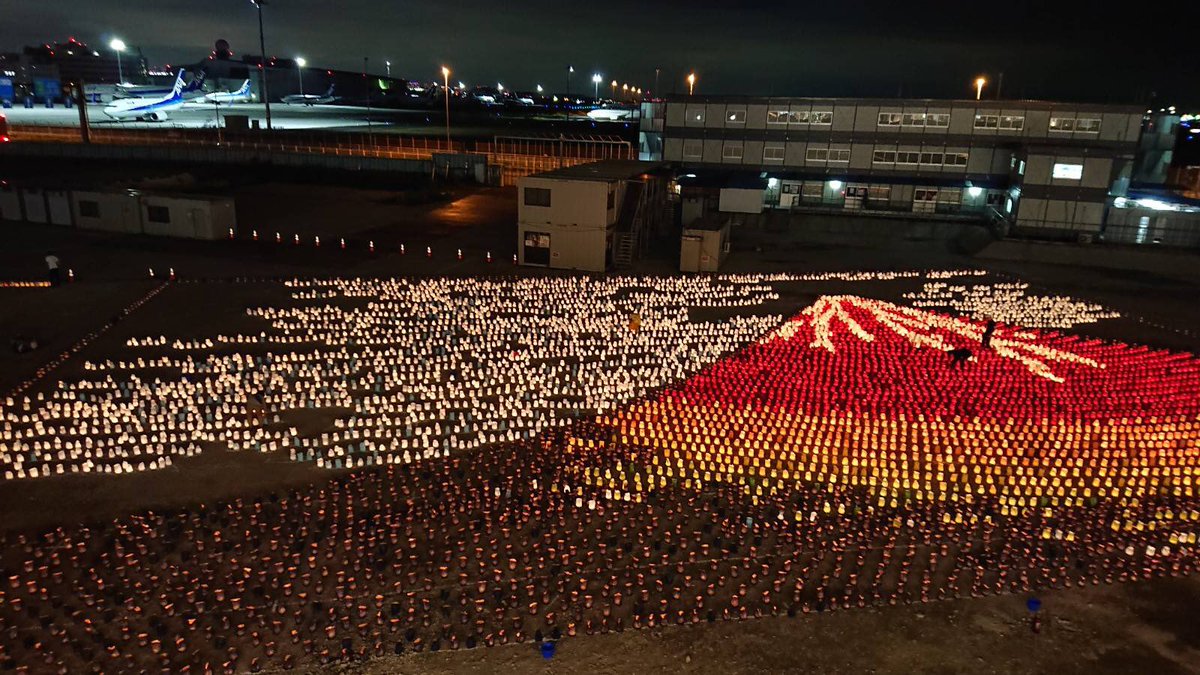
(201, 79, 253, 105)
(102, 70, 189, 122)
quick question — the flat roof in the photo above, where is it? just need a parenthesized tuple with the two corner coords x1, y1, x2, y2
(528, 160, 666, 182)
(662, 95, 1144, 113)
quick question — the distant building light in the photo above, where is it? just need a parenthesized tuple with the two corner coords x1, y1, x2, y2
(1113, 197, 1128, 208)
(767, 177, 779, 188)
(967, 186, 984, 198)
(828, 180, 844, 191)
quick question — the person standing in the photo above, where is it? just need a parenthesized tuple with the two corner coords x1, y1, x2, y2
(44, 252, 61, 287)
(981, 319, 997, 350)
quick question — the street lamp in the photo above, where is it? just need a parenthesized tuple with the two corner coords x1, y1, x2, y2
(592, 73, 602, 100)
(386, 60, 391, 78)
(536, 84, 543, 93)
(975, 76, 986, 101)
(687, 72, 696, 96)
(442, 66, 451, 149)
(610, 79, 617, 98)
(249, 0, 272, 130)
(295, 56, 306, 97)
(109, 38, 126, 85)
(622, 83, 629, 100)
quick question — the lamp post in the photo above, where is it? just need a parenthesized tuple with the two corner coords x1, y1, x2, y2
(109, 38, 126, 85)
(295, 56, 306, 97)
(610, 79, 617, 99)
(386, 60, 391, 78)
(687, 72, 696, 96)
(566, 65, 573, 121)
(622, 83, 629, 100)
(250, 0, 272, 130)
(442, 65, 451, 149)
(975, 76, 986, 101)
(592, 73, 602, 100)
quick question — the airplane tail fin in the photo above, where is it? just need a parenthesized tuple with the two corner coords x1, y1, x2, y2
(325, 83, 335, 97)
(238, 79, 251, 96)
(184, 70, 207, 93)
(169, 70, 187, 99)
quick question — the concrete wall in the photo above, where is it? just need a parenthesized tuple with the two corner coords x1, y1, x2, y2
(978, 239, 1200, 281)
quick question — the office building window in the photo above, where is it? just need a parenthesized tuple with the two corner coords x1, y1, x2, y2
(944, 152, 969, 167)
(810, 111, 833, 124)
(523, 187, 552, 207)
(915, 188, 938, 202)
(763, 145, 785, 162)
(79, 200, 100, 218)
(920, 152, 944, 165)
(974, 114, 999, 129)
(877, 112, 902, 126)
(722, 144, 744, 160)
(872, 150, 897, 164)
(806, 148, 829, 162)
(926, 113, 950, 127)
(999, 115, 1025, 130)
(767, 110, 792, 124)
(828, 149, 850, 162)
(1049, 117, 1075, 131)
(1018, 160, 1026, 175)
(682, 141, 703, 158)
(867, 185, 891, 200)
(1076, 118, 1101, 133)
(1052, 163, 1084, 180)
(801, 182, 824, 199)
(147, 205, 171, 223)
(726, 109, 746, 123)
(896, 151, 921, 165)
(902, 113, 926, 126)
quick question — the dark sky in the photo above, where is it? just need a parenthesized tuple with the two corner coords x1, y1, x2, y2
(3, 0, 1191, 106)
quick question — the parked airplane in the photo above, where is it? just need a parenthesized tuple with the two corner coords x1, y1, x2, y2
(281, 83, 336, 106)
(102, 71, 188, 121)
(587, 107, 635, 121)
(113, 70, 205, 100)
(200, 79, 252, 104)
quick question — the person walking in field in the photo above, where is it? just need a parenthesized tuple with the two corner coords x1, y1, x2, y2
(45, 252, 61, 287)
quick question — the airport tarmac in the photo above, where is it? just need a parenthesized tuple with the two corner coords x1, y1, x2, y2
(2, 101, 636, 137)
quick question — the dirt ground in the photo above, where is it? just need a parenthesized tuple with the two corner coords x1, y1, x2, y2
(1, 187, 1199, 674)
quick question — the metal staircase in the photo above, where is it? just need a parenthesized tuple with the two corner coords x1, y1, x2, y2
(612, 181, 644, 269)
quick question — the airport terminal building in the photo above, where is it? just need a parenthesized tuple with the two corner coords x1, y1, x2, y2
(638, 95, 1183, 242)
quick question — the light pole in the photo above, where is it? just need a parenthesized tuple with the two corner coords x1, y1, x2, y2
(654, 68, 660, 97)
(687, 72, 696, 96)
(974, 76, 987, 101)
(295, 56, 306, 97)
(610, 79, 617, 99)
(109, 38, 126, 85)
(386, 60, 391, 78)
(250, 0, 272, 130)
(592, 73, 601, 100)
(622, 83, 628, 101)
(442, 66, 451, 149)
(566, 65, 573, 121)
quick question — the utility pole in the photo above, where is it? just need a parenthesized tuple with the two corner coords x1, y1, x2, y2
(72, 81, 90, 144)
(364, 57, 373, 145)
(654, 68, 660, 98)
(251, 0, 272, 131)
(996, 72, 1004, 100)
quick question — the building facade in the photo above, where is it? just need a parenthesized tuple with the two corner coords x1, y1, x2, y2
(517, 160, 670, 272)
(641, 96, 1146, 239)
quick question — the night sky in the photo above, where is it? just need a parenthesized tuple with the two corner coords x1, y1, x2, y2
(3, 0, 1192, 106)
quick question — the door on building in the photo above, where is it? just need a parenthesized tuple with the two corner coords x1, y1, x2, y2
(523, 231, 551, 266)
(914, 188, 938, 214)
(845, 185, 867, 210)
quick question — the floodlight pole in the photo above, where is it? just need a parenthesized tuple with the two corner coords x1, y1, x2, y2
(252, 0, 272, 131)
